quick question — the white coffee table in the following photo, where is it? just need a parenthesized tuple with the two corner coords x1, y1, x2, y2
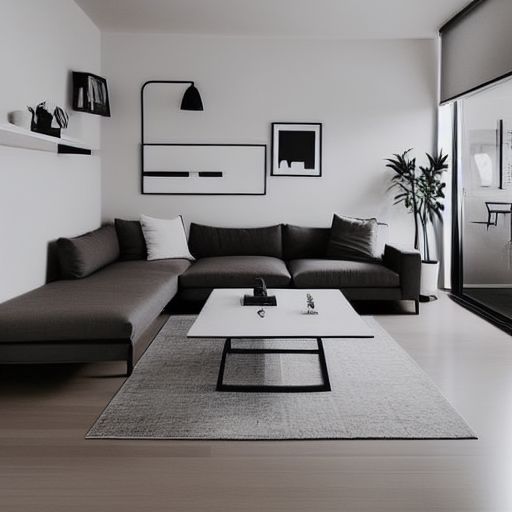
(187, 288, 374, 393)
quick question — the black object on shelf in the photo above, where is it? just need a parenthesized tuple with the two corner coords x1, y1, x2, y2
(72, 71, 111, 117)
(28, 102, 61, 137)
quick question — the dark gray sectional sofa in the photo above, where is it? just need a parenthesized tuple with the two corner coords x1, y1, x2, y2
(0, 221, 420, 375)
(179, 223, 420, 307)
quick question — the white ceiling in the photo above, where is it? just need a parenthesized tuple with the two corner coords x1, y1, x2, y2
(75, 0, 470, 39)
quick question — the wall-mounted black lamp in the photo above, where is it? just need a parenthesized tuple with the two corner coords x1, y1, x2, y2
(180, 83, 204, 111)
(141, 80, 204, 113)
(141, 80, 204, 146)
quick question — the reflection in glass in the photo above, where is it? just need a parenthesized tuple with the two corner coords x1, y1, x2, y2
(460, 79, 512, 320)
(474, 153, 493, 187)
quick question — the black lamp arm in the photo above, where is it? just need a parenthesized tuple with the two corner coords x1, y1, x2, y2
(140, 80, 196, 144)
(141, 80, 194, 90)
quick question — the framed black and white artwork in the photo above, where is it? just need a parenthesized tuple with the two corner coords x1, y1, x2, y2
(271, 122, 322, 177)
(142, 143, 267, 195)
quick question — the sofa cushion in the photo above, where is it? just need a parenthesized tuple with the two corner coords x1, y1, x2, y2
(326, 214, 379, 262)
(188, 223, 283, 259)
(115, 219, 147, 260)
(0, 259, 191, 343)
(57, 224, 120, 279)
(179, 256, 291, 288)
(283, 224, 330, 260)
(289, 259, 400, 288)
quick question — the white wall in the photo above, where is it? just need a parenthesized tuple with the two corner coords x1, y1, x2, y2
(101, 34, 437, 246)
(0, 0, 102, 302)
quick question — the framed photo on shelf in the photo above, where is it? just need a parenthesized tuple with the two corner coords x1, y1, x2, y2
(271, 122, 322, 177)
(72, 72, 111, 117)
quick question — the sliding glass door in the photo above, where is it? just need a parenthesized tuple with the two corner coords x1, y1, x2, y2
(452, 78, 512, 327)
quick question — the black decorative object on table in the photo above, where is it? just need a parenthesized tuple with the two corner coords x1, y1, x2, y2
(243, 277, 277, 306)
(253, 277, 267, 297)
(72, 72, 111, 117)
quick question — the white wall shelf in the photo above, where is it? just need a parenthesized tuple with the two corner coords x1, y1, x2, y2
(0, 124, 92, 155)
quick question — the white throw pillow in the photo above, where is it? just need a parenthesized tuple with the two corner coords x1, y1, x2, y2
(140, 214, 194, 261)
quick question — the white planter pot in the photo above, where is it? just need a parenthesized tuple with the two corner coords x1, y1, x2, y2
(420, 260, 439, 298)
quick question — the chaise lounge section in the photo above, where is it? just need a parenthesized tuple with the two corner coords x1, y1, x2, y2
(0, 225, 191, 375)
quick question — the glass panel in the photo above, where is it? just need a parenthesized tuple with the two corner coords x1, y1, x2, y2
(460, 79, 512, 319)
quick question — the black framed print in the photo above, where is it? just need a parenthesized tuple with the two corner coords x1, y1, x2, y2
(72, 72, 111, 117)
(271, 122, 322, 177)
(141, 144, 267, 195)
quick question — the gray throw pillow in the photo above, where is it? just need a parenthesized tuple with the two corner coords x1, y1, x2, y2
(57, 224, 120, 279)
(326, 214, 378, 262)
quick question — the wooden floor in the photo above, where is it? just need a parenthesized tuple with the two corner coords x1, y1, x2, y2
(1, 293, 512, 512)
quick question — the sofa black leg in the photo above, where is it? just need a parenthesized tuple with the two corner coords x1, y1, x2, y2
(127, 347, 133, 377)
(414, 300, 419, 315)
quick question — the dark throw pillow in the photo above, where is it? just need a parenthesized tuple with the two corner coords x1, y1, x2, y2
(326, 214, 378, 262)
(188, 223, 283, 259)
(57, 224, 120, 279)
(283, 224, 331, 260)
(115, 219, 147, 260)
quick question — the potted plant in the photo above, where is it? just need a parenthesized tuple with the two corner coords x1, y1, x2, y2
(386, 149, 448, 301)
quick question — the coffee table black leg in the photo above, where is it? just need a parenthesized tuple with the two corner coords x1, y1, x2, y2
(216, 337, 331, 393)
(316, 338, 331, 392)
(216, 338, 231, 391)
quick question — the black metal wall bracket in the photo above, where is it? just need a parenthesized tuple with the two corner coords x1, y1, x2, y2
(58, 144, 92, 155)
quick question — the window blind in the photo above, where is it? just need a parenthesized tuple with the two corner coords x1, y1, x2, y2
(440, 0, 512, 103)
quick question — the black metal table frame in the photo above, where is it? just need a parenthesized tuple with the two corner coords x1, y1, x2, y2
(216, 337, 331, 393)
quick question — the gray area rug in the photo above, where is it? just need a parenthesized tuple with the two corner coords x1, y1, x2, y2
(87, 316, 476, 440)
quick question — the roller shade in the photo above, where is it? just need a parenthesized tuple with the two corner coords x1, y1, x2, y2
(440, 0, 512, 104)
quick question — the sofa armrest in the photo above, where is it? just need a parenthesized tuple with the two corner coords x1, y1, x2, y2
(383, 245, 421, 300)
